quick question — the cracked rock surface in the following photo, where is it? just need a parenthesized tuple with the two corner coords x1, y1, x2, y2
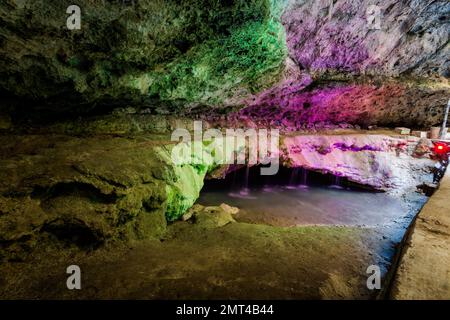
(0, 0, 448, 127)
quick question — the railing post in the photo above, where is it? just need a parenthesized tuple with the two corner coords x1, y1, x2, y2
(440, 99, 450, 140)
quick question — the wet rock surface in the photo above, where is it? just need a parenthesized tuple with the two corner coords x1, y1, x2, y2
(0, 130, 438, 299)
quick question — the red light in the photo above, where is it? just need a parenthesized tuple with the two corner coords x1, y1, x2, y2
(434, 142, 449, 155)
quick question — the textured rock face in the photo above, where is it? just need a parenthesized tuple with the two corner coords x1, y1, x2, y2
(0, 0, 286, 114)
(203, 132, 436, 192)
(0, 0, 448, 127)
(236, 81, 449, 129)
(283, 0, 449, 78)
(235, 0, 450, 129)
(282, 133, 435, 191)
(0, 134, 210, 261)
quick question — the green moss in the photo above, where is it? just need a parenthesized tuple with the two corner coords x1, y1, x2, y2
(152, 144, 212, 221)
(130, 18, 287, 105)
(163, 162, 209, 221)
(67, 56, 81, 68)
(0, 134, 224, 260)
(0, 0, 288, 110)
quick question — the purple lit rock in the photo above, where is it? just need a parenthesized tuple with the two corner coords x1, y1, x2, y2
(222, 0, 450, 129)
(282, 0, 449, 77)
(282, 134, 435, 192)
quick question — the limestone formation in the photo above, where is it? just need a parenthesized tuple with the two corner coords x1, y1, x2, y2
(0, 0, 448, 127)
(0, 135, 210, 261)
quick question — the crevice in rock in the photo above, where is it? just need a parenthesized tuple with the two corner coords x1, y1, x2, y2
(31, 182, 118, 204)
(205, 164, 380, 192)
(40, 218, 104, 250)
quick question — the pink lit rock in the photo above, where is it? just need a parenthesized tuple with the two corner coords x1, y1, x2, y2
(282, 134, 435, 192)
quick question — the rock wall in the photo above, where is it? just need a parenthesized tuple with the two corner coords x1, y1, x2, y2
(0, 0, 287, 115)
(282, 133, 435, 191)
(235, 0, 450, 129)
(0, 0, 448, 127)
(204, 131, 436, 192)
(0, 134, 209, 261)
(283, 0, 449, 78)
(391, 167, 450, 299)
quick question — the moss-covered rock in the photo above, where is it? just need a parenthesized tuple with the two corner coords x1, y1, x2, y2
(0, 0, 287, 116)
(127, 18, 287, 106)
(1, 0, 448, 128)
(0, 134, 213, 260)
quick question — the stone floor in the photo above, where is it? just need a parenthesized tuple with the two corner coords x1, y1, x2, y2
(391, 169, 450, 299)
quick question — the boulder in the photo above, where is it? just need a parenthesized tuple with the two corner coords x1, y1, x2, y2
(193, 205, 236, 228)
